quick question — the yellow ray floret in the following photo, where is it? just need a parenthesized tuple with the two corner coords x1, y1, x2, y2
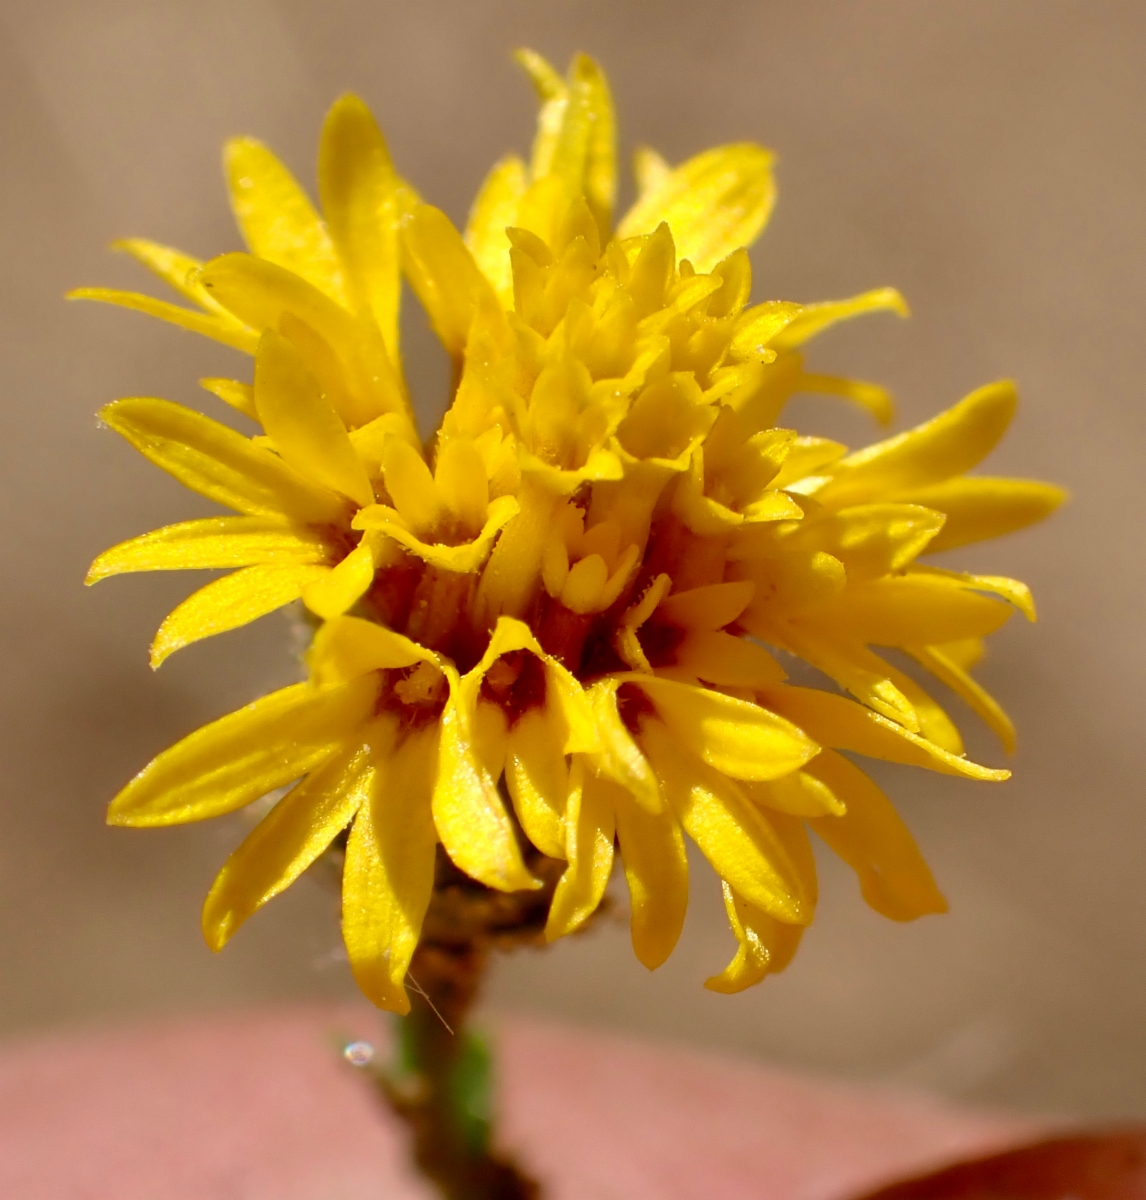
(87, 49, 1063, 1010)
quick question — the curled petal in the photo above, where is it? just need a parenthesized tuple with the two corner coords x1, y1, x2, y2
(354, 495, 519, 573)
(704, 880, 806, 994)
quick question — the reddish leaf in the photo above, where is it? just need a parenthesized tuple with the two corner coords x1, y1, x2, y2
(855, 1130, 1146, 1200)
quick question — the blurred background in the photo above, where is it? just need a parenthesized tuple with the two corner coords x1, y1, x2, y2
(1, 0, 1142, 1120)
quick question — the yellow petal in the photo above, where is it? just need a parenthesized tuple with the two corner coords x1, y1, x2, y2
(815, 575, 1014, 645)
(639, 720, 808, 923)
(100, 397, 346, 523)
(617, 144, 776, 272)
(356, 494, 519, 573)
(466, 614, 599, 760)
(546, 661, 600, 757)
(705, 810, 814, 992)
(873, 651, 964, 754)
(934, 637, 985, 671)
(401, 204, 499, 359)
(909, 644, 1016, 754)
(908, 566, 1036, 622)
(584, 678, 663, 813)
(87, 516, 328, 582)
(434, 681, 537, 892)
(633, 675, 819, 782)
(817, 380, 1018, 508)
(759, 683, 1010, 780)
(202, 740, 377, 950)
(435, 438, 489, 534)
(343, 724, 439, 1014)
(254, 330, 375, 507)
(768, 436, 849, 489)
(69, 288, 257, 354)
(200, 377, 258, 420)
(378, 437, 444, 535)
(795, 373, 895, 427)
(613, 778, 689, 969)
(475, 479, 561, 623)
(878, 652, 969, 753)
(579, 57, 617, 236)
(548, 54, 616, 237)
(790, 503, 947, 582)
(465, 155, 528, 307)
(728, 301, 804, 361)
(560, 554, 609, 613)
(657, 581, 755, 631)
(773, 627, 920, 730)
(224, 136, 348, 306)
(505, 707, 569, 860)
(318, 94, 403, 359)
(113, 238, 230, 316)
(901, 477, 1067, 554)
(632, 145, 671, 198)
(704, 879, 805, 993)
(769, 287, 908, 352)
(546, 760, 616, 939)
(300, 539, 377, 619)
(674, 630, 788, 690)
(197, 253, 406, 428)
(151, 563, 330, 666)
(108, 676, 378, 827)
(472, 698, 510, 781)
(744, 770, 844, 818)
(806, 748, 947, 920)
(514, 48, 568, 180)
(308, 614, 435, 685)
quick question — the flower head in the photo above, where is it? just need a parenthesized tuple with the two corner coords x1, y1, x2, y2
(84, 52, 1062, 1011)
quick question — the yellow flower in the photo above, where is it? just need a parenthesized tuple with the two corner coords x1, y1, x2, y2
(87, 51, 1062, 1009)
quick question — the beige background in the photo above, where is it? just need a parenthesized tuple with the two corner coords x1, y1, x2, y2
(1, 0, 1142, 1119)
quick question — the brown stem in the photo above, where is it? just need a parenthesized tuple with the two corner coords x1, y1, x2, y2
(369, 847, 566, 1200)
